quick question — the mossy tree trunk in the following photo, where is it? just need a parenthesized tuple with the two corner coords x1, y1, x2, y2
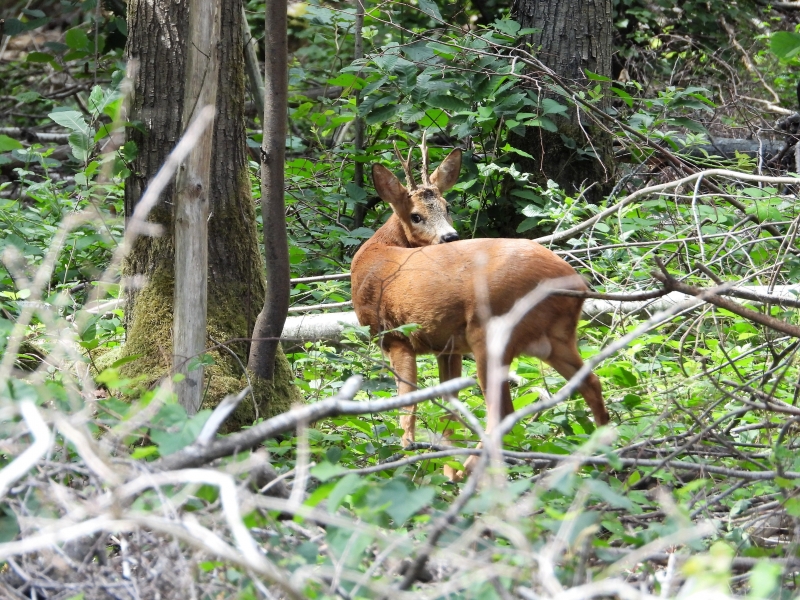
(511, 0, 615, 204)
(123, 0, 300, 423)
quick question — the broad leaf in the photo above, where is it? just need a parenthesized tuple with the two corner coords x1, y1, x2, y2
(49, 110, 91, 135)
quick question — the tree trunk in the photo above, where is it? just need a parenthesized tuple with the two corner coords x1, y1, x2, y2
(173, 0, 219, 414)
(247, 0, 291, 382)
(511, 0, 615, 204)
(122, 0, 300, 424)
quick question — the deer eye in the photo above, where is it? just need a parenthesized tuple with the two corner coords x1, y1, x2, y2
(410, 213, 423, 224)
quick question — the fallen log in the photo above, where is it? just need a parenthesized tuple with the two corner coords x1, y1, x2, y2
(281, 285, 800, 343)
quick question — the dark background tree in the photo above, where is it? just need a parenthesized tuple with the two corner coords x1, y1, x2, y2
(511, 0, 615, 205)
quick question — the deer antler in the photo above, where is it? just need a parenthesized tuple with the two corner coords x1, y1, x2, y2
(393, 141, 416, 189)
(419, 130, 431, 186)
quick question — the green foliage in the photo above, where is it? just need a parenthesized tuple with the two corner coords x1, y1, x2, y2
(770, 31, 800, 61)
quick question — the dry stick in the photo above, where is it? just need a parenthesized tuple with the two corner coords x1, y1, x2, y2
(0, 402, 52, 500)
(719, 15, 781, 104)
(484, 277, 587, 475)
(114, 469, 299, 595)
(0, 514, 301, 599)
(195, 387, 251, 446)
(52, 415, 121, 485)
(602, 521, 718, 579)
(652, 266, 800, 339)
(0, 211, 98, 380)
(156, 375, 476, 470)
(241, 6, 265, 119)
(359, 447, 800, 480)
(533, 169, 800, 246)
(503, 54, 796, 245)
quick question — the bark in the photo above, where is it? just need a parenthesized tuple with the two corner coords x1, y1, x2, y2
(511, 0, 615, 205)
(351, 0, 367, 229)
(122, 0, 299, 423)
(173, 0, 219, 414)
(248, 0, 291, 382)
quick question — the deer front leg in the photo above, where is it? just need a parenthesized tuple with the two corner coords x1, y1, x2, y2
(387, 341, 418, 447)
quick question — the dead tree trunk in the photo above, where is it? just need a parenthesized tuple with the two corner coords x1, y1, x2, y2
(172, 0, 219, 414)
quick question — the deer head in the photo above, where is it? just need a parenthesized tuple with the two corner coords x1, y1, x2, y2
(372, 134, 462, 247)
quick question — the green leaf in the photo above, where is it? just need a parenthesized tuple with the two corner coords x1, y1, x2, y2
(327, 473, 366, 512)
(585, 69, 611, 81)
(131, 446, 159, 459)
(88, 86, 105, 115)
(502, 143, 533, 158)
(345, 183, 367, 203)
(3, 18, 26, 36)
(68, 131, 92, 162)
(115, 16, 128, 36)
(417, 0, 442, 21)
(311, 461, 347, 482)
(419, 109, 449, 128)
(426, 41, 455, 60)
(492, 18, 521, 37)
(26, 51, 55, 63)
(426, 94, 470, 112)
(516, 217, 539, 233)
(0, 135, 24, 152)
(65, 27, 91, 51)
(49, 110, 90, 135)
(525, 116, 557, 132)
(511, 189, 542, 202)
(748, 561, 782, 599)
(602, 518, 625, 536)
(327, 72, 364, 89)
(0, 504, 20, 543)
(187, 353, 216, 372)
(611, 87, 633, 108)
(785, 497, 800, 517)
(150, 407, 212, 456)
(666, 117, 708, 135)
(540, 98, 568, 117)
(586, 479, 636, 511)
(365, 103, 398, 125)
(770, 31, 800, 61)
(377, 480, 435, 524)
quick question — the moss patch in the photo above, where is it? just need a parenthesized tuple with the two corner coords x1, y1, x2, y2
(117, 269, 300, 424)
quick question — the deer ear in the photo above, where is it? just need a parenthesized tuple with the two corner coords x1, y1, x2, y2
(430, 149, 462, 193)
(372, 164, 409, 211)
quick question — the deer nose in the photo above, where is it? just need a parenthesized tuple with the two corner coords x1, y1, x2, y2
(440, 231, 459, 243)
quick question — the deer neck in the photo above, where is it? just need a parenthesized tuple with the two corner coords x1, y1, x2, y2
(368, 213, 412, 248)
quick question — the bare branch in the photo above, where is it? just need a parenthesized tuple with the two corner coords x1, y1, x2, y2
(156, 375, 476, 470)
(0, 402, 52, 500)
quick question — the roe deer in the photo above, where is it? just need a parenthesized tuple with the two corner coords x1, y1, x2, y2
(350, 139, 609, 473)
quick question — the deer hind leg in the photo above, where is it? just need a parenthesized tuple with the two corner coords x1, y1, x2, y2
(544, 336, 609, 426)
(437, 353, 463, 481)
(386, 340, 419, 446)
(455, 338, 515, 479)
